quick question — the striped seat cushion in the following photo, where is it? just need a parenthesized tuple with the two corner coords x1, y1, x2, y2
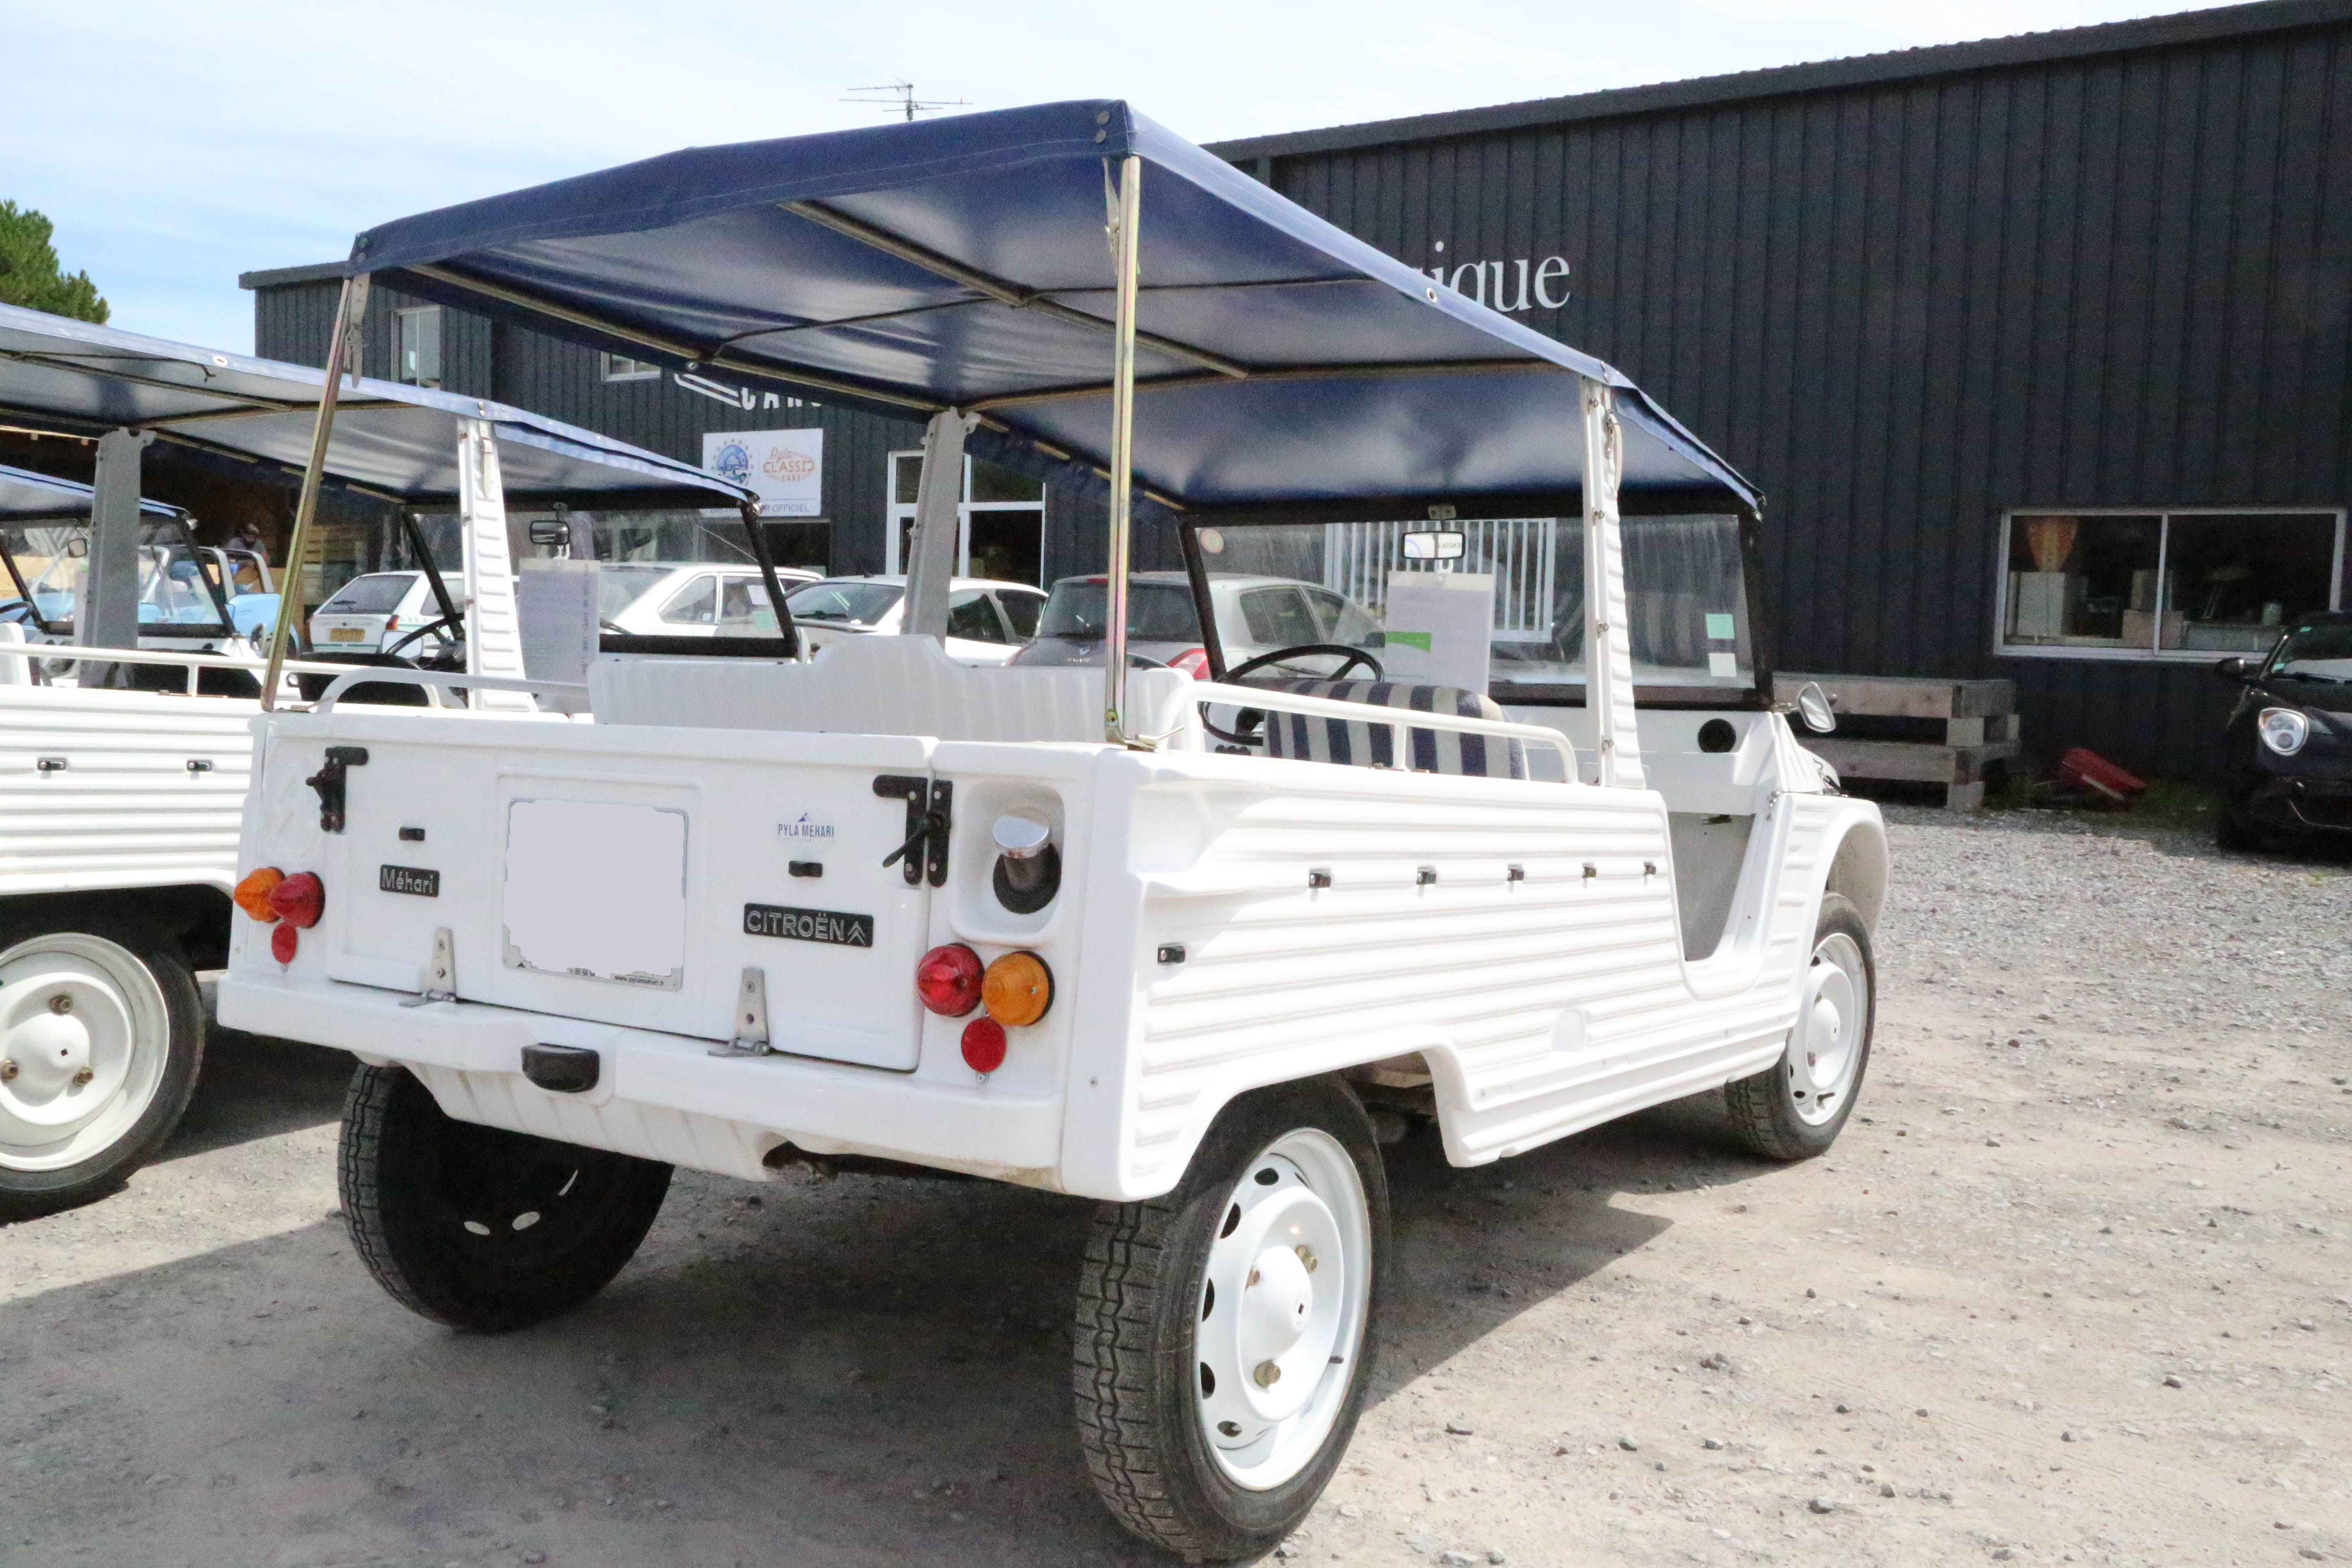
(1251, 679, 1526, 779)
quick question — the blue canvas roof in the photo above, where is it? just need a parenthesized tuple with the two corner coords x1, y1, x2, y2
(0, 461, 182, 523)
(345, 100, 1758, 514)
(0, 303, 756, 509)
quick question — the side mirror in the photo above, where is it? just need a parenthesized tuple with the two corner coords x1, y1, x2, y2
(1401, 529, 1466, 562)
(2213, 656, 2252, 682)
(65, 536, 89, 559)
(1794, 681, 1837, 734)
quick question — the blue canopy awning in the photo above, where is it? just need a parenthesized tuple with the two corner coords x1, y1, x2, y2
(342, 100, 1757, 516)
(0, 461, 183, 523)
(0, 303, 757, 510)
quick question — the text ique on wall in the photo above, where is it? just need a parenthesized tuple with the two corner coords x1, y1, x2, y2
(1423, 249, 1572, 312)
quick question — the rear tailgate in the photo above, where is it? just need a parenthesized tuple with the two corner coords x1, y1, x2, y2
(273, 714, 939, 1070)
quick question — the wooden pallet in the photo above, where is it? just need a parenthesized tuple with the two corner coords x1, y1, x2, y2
(1773, 673, 2020, 811)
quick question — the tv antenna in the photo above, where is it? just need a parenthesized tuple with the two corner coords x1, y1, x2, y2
(843, 80, 969, 122)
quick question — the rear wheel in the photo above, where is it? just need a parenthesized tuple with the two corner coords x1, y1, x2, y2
(0, 915, 203, 1218)
(339, 1065, 672, 1330)
(1724, 893, 1873, 1161)
(1074, 1079, 1388, 1560)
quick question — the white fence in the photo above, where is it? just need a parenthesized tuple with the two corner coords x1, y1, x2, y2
(1320, 518, 1558, 643)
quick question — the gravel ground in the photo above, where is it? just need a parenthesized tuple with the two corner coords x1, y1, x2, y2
(2, 804, 2346, 1568)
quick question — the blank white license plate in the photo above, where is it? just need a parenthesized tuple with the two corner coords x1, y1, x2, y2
(501, 799, 687, 989)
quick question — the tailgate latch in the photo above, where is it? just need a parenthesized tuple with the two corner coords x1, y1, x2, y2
(874, 774, 953, 887)
(305, 745, 370, 833)
(709, 966, 773, 1058)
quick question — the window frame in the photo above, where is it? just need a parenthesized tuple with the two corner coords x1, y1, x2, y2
(599, 352, 660, 383)
(392, 305, 443, 388)
(883, 450, 1046, 579)
(1992, 507, 2347, 664)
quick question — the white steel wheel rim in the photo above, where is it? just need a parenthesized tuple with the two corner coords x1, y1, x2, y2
(0, 933, 171, 1173)
(1194, 1127, 1372, 1490)
(1788, 929, 1866, 1126)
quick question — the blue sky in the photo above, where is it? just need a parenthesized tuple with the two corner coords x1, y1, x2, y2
(1, 0, 2217, 353)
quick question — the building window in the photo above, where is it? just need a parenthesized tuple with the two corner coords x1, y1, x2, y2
(599, 352, 659, 382)
(394, 306, 442, 388)
(1998, 510, 2345, 659)
(885, 452, 1046, 585)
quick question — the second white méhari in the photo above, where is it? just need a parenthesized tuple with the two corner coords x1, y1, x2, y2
(220, 102, 1887, 1560)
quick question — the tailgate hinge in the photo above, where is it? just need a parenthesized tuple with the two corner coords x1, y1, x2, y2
(710, 966, 773, 1057)
(873, 774, 953, 887)
(305, 745, 370, 833)
(401, 927, 457, 1008)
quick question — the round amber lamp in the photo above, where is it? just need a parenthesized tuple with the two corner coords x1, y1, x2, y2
(981, 950, 1053, 1028)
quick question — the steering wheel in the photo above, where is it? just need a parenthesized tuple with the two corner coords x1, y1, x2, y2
(1203, 644, 1384, 746)
(383, 615, 460, 661)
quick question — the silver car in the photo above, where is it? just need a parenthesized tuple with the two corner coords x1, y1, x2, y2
(1009, 571, 1384, 678)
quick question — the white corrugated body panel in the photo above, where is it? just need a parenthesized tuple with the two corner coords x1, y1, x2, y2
(0, 686, 257, 893)
(1059, 748, 1874, 1197)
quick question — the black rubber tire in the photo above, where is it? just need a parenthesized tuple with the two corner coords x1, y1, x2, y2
(2214, 802, 2268, 853)
(0, 912, 204, 1220)
(1073, 1078, 1390, 1561)
(338, 1064, 672, 1331)
(1724, 893, 1874, 1162)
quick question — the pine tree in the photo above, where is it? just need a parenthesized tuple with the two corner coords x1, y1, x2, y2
(0, 201, 109, 323)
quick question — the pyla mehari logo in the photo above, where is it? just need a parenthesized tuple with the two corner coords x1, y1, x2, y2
(764, 444, 817, 483)
(710, 440, 753, 486)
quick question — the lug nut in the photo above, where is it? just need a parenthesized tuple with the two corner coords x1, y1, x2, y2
(48, 993, 71, 1014)
(0, 1059, 16, 1082)
(1254, 1360, 1282, 1387)
(71, 1068, 94, 1088)
(1295, 1244, 1318, 1273)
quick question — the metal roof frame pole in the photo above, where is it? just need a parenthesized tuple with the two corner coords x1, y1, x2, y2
(261, 272, 368, 710)
(903, 407, 977, 640)
(1103, 154, 1142, 744)
(1580, 377, 1645, 788)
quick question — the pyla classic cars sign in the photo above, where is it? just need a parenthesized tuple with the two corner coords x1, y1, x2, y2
(704, 428, 824, 517)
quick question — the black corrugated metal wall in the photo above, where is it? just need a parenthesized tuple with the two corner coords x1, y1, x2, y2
(1257, 20, 2352, 777)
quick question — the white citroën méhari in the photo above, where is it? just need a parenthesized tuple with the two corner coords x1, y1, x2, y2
(220, 103, 1886, 1560)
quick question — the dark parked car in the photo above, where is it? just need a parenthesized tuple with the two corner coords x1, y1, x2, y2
(2215, 610, 2352, 849)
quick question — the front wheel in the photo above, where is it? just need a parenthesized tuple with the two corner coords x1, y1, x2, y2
(339, 1065, 673, 1331)
(1724, 893, 1875, 1161)
(0, 915, 203, 1218)
(1073, 1079, 1388, 1560)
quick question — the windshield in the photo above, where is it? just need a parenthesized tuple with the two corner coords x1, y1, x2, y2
(319, 573, 417, 615)
(1189, 514, 1754, 694)
(0, 518, 231, 636)
(1038, 579, 1203, 642)
(786, 579, 902, 625)
(2270, 619, 2352, 682)
(595, 564, 673, 621)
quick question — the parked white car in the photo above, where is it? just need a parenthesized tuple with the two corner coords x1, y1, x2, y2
(598, 561, 821, 638)
(785, 574, 1046, 666)
(306, 571, 450, 657)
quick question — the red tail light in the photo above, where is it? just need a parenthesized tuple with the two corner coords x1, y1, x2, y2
(268, 871, 325, 929)
(915, 943, 984, 1017)
(270, 922, 300, 964)
(1168, 647, 1210, 679)
(960, 1017, 1007, 1074)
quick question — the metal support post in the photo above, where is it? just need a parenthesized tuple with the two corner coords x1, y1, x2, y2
(457, 419, 534, 712)
(80, 428, 154, 661)
(1580, 378, 1645, 788)
(1103, 154, 1143, 743)
(902, 407, 977, 639)
(262, 272, 368, 709)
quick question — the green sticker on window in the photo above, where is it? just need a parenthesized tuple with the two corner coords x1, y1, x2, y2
(1705, 612, 1736, 641)
(1387, 630, 1433, 651)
